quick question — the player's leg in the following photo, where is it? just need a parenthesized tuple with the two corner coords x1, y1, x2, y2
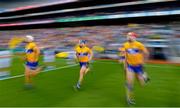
(135, 65, 146, 86)
(79, 66, 86, 84)
(85, 67, 90, 75)
(142, 71, 150, 83)
(125, 66, 135, 105)
(76, 64, 86, 89)
(25, 66, 31, 84)
(136, 74, 145, 86)
(84, 63, 90, 75)
(30, 66, 43, 76)
(24, 66, 33, 88)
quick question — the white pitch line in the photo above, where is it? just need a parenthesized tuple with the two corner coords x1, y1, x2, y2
(0, 64, 78, 81)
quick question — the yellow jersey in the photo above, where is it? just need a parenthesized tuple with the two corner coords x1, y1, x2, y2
(123, 41, 147, 66)
(75, 46, 92, 62)
(25, 42, 39, 62)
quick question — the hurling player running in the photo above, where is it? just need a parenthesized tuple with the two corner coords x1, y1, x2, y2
(24, 35, 43, 88)
(74, 40, 93, 90)
(123, 32, 150, 105)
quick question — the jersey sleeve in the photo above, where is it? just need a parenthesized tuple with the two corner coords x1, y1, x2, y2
(33, 44, 39, 53)
(26, 43, 35, 53)
(32, 43, 40, 55)
(87, 48, 93, 55)
(139, 43, 148, 53)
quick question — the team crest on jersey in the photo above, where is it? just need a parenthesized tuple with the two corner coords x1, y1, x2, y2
(26, 49, 33, 53)
(127, 48, 139, 54)
(78, 53, 88, 56)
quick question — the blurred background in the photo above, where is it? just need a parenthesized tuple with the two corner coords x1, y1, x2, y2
(0, 0, 179, 62)
(0, 0, 179, 107)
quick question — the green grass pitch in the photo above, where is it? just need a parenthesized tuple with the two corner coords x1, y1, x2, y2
(0, 57, 179, 107)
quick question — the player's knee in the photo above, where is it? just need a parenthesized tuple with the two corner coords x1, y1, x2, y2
(25, 71, 30, 76)
(80, 68, 86, 75)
